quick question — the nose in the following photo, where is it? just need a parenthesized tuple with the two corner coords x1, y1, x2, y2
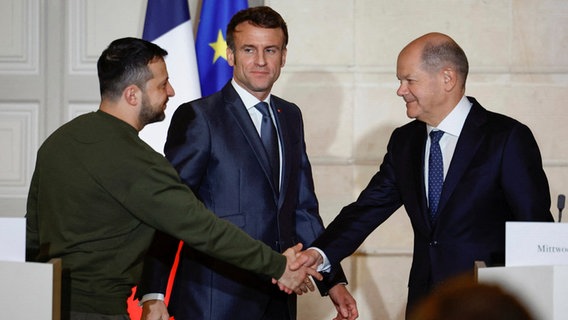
(396, 82, 407, 97)
(255, 51, 266, 66)
(167, 82, 175, 97)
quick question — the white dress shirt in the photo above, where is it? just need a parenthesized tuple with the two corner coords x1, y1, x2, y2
(314, 96, 473, 273)
(424, 96, 472, 204)
(232, 79, 282, 186)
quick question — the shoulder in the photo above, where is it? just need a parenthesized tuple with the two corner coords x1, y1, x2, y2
(467, 96, 529, 134)
(271, 95, 302, 121)
(172, 91, 227, 122)
(393, 119, 425, 137)
(271, 95, 298, 109)
(42, 112, 126, 148)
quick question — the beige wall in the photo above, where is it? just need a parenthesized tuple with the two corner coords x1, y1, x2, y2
(0, 0, 567, 319)
(268, 1, 568, 318)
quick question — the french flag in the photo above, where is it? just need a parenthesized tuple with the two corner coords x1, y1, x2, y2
(138, 0, 201, 154)
(128, 1, 198, 317)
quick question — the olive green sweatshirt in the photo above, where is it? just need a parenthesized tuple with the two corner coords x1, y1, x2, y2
(26, 110, 286, 314)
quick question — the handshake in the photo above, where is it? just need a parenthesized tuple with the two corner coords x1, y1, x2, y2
(272, 243, 324, 295)
(142, 244, 359, 320)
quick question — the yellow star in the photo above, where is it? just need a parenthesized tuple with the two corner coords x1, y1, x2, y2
(209, 30, 228, 63)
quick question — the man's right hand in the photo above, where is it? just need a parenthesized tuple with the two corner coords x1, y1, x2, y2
(141, 300, 169, 320)
(291, 247, 323, 271)
(273, 243, 323, 294)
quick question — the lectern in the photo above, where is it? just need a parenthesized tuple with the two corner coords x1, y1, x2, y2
(0, 258, 61, 320)
(477, 263, 568, 320)
(476, 222, 568, 320)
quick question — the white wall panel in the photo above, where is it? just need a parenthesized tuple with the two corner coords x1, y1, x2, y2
(0, 0, 40, 74)
(68, 0, 146, 75)
(0, 103, 38, 196)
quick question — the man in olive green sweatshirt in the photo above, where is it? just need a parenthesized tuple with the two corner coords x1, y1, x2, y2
(25, 37, 320, 320)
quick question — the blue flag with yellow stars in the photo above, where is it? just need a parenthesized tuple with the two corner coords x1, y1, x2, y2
(196, 0, 248, 97)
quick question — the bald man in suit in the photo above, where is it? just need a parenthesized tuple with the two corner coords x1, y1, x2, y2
(292, 32, 554, 317)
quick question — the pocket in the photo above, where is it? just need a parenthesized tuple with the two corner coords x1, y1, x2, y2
(218, 212, 246, 228)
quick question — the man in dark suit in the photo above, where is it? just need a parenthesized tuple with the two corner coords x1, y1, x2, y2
(290, 32, 554, 317)
(137, 6, 358, 320)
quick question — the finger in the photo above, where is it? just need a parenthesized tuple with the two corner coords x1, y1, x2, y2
(305, 267, 323, 281)
(291, 252, 311, 269)
(274, 280, 289, 293)
(279, 283, 292, 294)
(291, 242, 303, 252)
(289, 253, 307, 271)
(289, 260, 301, 271)
(340, 308, 349, 319)
(305, 277, 315, 292)
(349, 307, 359, 320)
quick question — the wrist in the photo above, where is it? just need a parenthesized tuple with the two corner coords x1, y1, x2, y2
(138, 293, 165, 306)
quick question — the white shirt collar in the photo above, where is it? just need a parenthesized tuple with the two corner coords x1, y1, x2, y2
(427, 96, 472, 138)
(231, 79, 271, 110)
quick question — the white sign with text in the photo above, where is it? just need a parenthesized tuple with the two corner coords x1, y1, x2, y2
(506, 221, 568, 267)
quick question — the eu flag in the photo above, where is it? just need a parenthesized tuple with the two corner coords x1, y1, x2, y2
(196, 0, 248, 97)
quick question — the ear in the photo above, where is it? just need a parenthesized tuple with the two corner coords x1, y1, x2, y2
(442, 67, 457, 92)
(226, 48, 235, 67)
(123, 85, 141, 106)
(281, 47, 287, 68)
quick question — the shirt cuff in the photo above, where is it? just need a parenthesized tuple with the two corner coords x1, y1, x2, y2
(308, 247, 331, 273)
(138, 293, 165, 306)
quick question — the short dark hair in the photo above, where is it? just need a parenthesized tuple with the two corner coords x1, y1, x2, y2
(97, 37, 168, 100)
(409, 275, 534, 320)
(226, 6, 288, 51)
(421, 39, 469, 86)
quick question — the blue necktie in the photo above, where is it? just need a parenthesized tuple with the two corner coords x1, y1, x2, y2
(428, 130, 444, 221)
(254, 102, 280, 190)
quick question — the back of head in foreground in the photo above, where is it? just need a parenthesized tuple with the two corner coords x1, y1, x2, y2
(408, 275, 534, 320)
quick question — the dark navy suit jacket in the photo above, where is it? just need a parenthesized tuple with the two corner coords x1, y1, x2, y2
(137, 82, 346, 319)
(311, 96, 553, 311)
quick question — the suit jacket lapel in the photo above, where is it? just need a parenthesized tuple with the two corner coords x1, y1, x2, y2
(408, 122, 433, 233)
(270, 98, 288, 207)
(223, 84, 280, 198)
(437, 97, 487, 216)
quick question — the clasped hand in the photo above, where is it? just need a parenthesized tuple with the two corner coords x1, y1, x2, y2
(272, 243, 324, 295)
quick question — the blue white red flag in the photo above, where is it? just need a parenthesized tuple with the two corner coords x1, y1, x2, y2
(139, 0, 201, 154)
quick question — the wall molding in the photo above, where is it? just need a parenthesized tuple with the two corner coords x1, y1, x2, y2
(68, 0, 97, 75)
(0, 103, 39, 196)
(0, 0, 39, 74)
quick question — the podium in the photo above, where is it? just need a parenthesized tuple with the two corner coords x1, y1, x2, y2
(476, 222, 568, 320)
(477, 263, 568, 320)
(0, 258, 61, 320)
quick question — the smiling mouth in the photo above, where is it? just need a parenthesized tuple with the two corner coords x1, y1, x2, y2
(404, 98, 417, 104)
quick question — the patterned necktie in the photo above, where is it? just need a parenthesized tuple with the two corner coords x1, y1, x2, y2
(428, 130, 444, 221)
(254, 102, 280, 190)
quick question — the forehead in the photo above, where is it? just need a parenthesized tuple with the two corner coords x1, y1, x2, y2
(233, 22, 285, 47)
(147, 58, 168, 80)
(396, 46, 423, 75)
